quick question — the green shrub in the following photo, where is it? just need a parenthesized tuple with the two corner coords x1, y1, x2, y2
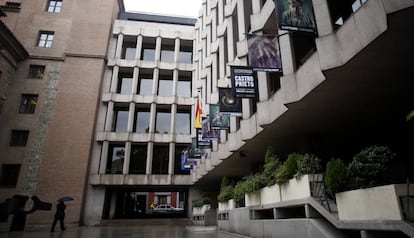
(263, 146, 282, 186)
(217, 185, 234, 203)
(348, 145, 395, 188)
(295, 153, 322, 178)
(276, 153, 300, 185)
(218, 176, 234, 203)
(233, 180, 246, 204)
(325, 158, 348, 193)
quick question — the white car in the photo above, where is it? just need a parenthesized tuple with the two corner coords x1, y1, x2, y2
(153, 204, 184, 214)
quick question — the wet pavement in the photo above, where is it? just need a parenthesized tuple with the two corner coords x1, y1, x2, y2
(0, 219, 247, 238)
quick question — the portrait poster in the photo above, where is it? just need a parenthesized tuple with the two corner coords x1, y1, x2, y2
(218, 88, 242, 117)
(201, 116, 220, 140)
(209, 104, 230, 130)
(196, 129, 212, 148)
(274, 0, 317, 34)
(191, 137, 209, 158)
(247, 34, 282, 72)
(180, 149, 194, 170)
(230, 66, 258, 98)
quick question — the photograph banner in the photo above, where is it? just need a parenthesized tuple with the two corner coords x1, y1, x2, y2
(180, 149, 194, 170)
(247, 34, 282, 72)
(201, 116, 220, 140)
(218, 88, 242, 117)
(275, 0, 317, 33)
(196, 129, 212, 148)
(231, 66, 258, 98)
(209, 104, 230, 130)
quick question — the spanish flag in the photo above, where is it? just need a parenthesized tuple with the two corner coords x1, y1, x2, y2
(194, 96, 202, 128)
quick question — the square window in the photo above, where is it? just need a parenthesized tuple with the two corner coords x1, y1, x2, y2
(37, 31, 54, 48)
(28, 65, 45, 79)
(19, 94, 38, 114)
(47, 0, 62, 13)
(10, 130, 29, 146)
(0, 164, 21, 188)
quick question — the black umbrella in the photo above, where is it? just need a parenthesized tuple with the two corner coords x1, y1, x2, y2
(57, 196, 74, 202)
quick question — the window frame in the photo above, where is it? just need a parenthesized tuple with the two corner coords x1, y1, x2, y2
(47, 0, 62, 13)
(28, 65, 45, 79)
(37, 31, 54, 48)
(10, 130, 29, 146)
(0, 164, 21, 188)
(19, 94, 38, 114)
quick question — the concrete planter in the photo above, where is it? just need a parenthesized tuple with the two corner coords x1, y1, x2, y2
(260, 184, 281, 205)
(336, 184, 414, 221)
(218, 199, 235, 212)
(193, 204, 211, 216)
(280, 174, 320, 201)
(245, 190, 261, 207)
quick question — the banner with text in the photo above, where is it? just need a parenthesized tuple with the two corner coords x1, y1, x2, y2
(231, 66, 258, 98)
(274, 0, 317, 34)
(247, 34, 282, 72)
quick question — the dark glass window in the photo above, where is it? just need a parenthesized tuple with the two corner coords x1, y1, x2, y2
(129, 144, 147, 174)
(177, 71, 191, 97)
(117, 71, 133, 94)
(141, 38, 156, 61)
(47, 0, 62, 13)
(161, 40, 175, 63)
(134, 107, 150, 133)
(10, 130, 29, 146)
(19, 94, 38, 114)
(112, 107, 129, 132)
(138, 72, 153, 96)
(158, 70, 173, 96)
(152, 144, 169, 174)
(38, 31, 54, 48)
(174, 144, 190, 175)
(28, 65, 45, 79)
(106, 144, 124, 174)
(155, 107, 171, 134)
(179, 41, 193, 64)
(0, 164, 21, 187)
(175, 107, 190, 134)
(121, 37, 137, 60)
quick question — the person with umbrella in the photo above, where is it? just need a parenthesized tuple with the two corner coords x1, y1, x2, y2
(51, 196, 72, 232)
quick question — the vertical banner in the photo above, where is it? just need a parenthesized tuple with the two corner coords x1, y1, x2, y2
(209, 104, 230, 130)
(180, 149, 194, 170)
(247, 34, 282, 72)
(196, 129, 212, 148)
(218, 88, 242, 117)
(201, 116, 220, 140)
(230, 66, 258, 98)
(274, 0, 317, 34)
(194, 95, 202, 128)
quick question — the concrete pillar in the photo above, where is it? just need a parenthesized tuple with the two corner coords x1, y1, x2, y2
(218, 0, 224, 24)
(218, 38, 226, 79)
(279, 30, 296, 75)
(149, 103, 157, 133)
(168, 142, 174, 175)
(152, 68, 159, 96)
(123, 141, 131, 174)
(237, 0, 246, 40)
(252, 0, 262, 14)
(99, 141, 109, 174)
(257, 71, 269, 101)
(171, 103, 177, 134)
(174, 37, 180, 63)
(131, 67, 139, 95)
(172, 69, 178, 96)
(312, 0, 334, 37)
(226, 17, 235, 63)
(127, 102, 135, 132)
(135, 34, 143, 61)
(115, 33, 124, 59)
(146, 142, 154, 174)
(155, 36, 162, 62)
(110, 66, 119, 93)
(104, 101, 114, 131)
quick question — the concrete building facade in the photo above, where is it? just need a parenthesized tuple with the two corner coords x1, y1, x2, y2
(0, 0, 413, 236)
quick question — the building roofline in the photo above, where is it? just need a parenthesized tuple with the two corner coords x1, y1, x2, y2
(118, 11, 197, 26)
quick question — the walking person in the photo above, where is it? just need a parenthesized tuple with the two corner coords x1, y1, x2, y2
(51, 201, 66, 232)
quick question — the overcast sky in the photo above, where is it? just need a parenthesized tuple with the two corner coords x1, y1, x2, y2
(123, 0, 202, 17)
